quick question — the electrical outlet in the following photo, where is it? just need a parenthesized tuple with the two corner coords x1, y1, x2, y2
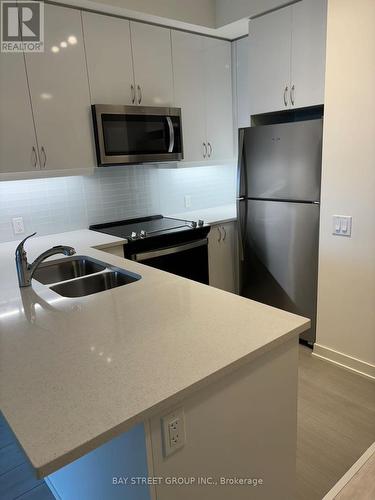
(12, 217, 25, 235)
(161, 408, 185, 457)
(184, 195, 192, 209)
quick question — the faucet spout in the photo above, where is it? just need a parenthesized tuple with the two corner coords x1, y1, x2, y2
(15, 233, 76, 287)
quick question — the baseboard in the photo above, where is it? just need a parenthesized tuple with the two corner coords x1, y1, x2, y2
(312, 344, 375, 380)
(322, 442, 375, 499)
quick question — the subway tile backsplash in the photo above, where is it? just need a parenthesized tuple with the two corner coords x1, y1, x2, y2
(0, 164, 236, 242)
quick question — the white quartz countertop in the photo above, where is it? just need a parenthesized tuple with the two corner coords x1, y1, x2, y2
(0, 229, 309, 478)
(167, 204, 236, 225)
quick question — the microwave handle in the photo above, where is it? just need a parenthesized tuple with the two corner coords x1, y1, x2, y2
(166, 116, 174, 153)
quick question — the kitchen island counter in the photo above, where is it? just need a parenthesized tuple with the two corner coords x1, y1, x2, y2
(0, 230, 309, 483)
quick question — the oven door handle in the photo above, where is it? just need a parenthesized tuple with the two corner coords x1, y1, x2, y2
(166, 116, 174, 153)
(132, 239, 207, 262)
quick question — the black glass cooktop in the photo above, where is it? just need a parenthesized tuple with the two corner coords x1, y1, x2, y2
(90, 215, 202, 240)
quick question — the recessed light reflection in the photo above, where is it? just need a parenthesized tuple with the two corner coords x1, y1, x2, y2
(40, 93, 52, 100)
(67, 35, 77, 45)
(106, 357, 112, 363)
(60, 41, 68, 48)
(51, 46, 59, 53)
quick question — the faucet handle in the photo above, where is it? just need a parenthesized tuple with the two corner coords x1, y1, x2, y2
(15, 232, 37, 256)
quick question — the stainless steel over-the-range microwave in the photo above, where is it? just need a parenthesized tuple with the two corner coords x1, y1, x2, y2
(91, 104, 183, 166)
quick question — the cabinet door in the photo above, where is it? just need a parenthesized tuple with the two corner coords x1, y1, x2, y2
(208, 223, 237, 293)
(291, 0, 327, 108)
(235, 37, 250, 129)
(204, 38, 234, 162)
(172, 31, 206, 162)
(0, 53, 39, 173)
(130, 22, 174, 106)
(248, 7, 292, 115)
(82, 12, 135, 105)
(25, 4, 95, 171)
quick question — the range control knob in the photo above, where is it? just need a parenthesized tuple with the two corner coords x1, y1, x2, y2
(130, 231, 137, 240)
(198, 220, 204, 226)
(139, 230, 147, 238)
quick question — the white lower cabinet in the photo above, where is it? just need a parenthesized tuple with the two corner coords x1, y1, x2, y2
(0, 53, 40, 174)
(208, 222, 237, 293)
(24, 4, 95, 172)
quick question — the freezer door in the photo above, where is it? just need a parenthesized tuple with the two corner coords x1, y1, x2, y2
(239, 199, 320, 343)
(242, 119, 323, 201)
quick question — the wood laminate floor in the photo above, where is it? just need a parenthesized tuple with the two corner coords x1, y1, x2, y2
(297, 345, 375, 500)
(1, 345, 374, 499)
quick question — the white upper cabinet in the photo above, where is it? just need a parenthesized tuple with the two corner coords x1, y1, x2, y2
(0, 53, 39, 174)
(249, 7, 292, 115)
(82, 12, 135, 105)
(204, 38, 233, 162)
(291, 0, 327, 109)
(235, 36, 250, 129)
(172, 31, 233, 163)
(248, 0, 327, 115)
(25, 4, 94, 171)
(172, 31, 206, 162)
(130, 22, 174, 106)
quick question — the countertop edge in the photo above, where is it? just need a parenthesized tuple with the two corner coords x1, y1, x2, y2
(33, 319, 309, 478)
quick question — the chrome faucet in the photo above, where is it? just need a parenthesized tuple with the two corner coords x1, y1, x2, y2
(15, 232, 76, 287)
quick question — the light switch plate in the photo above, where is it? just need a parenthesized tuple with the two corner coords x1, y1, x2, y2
(333, 215, 352, 237)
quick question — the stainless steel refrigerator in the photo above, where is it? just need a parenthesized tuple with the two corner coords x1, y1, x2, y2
(237, 119, 323, 344)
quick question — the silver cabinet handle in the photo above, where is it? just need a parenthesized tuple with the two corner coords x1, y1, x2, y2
(290, 84, 295, 106)
(31, 146, 38, 169)
(217, 227, 222, 243)
(203, 142, 207, 158)
(166, 116, 174, 153)
(137, 85, 142, 104)
(131, 84, 135, 104)
(283, 85, 289, 107)
(222, 226, 227, 241)
(40, 146, 47, 168)
(207, 142, 212, 158)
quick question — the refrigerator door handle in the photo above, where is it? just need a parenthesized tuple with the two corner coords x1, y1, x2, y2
(237, 129, 249, 199)
(237, 129, 248, 262)
(237, 198, 245, 262)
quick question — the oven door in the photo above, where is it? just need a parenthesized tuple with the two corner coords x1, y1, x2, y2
(92, 105, 183, 166)
(130, 239, 209, 284)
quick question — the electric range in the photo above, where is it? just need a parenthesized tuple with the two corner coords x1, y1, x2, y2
(90, 215, 210, 284)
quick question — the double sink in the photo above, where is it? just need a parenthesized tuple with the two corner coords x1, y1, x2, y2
(33, 256, 141, 298)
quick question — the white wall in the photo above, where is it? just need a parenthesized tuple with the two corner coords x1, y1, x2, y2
(55, 0, 216, 28)
(215, 0, 292, 26)
(314, 0, 375, 377)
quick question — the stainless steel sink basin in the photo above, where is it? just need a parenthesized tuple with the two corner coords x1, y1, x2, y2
(33, 256, 106, 284)
(50, 270, 140, 298)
